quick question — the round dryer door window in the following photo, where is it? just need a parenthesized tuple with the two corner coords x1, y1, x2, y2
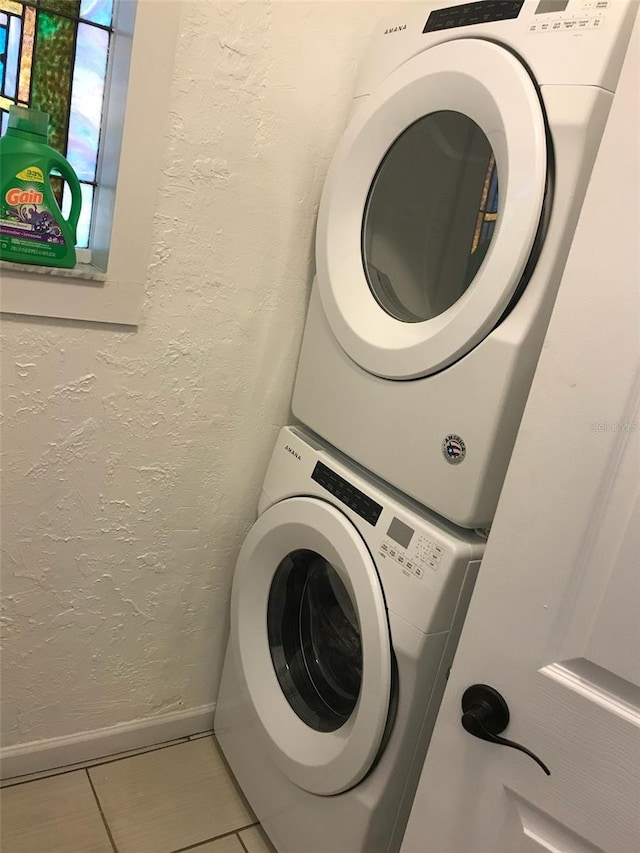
(363, 111, 498, 324)
(230, 496, 392, 796)
(316, 38, 548, 379)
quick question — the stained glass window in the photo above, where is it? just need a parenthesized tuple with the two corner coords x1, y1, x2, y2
(0, 0, 113, 249)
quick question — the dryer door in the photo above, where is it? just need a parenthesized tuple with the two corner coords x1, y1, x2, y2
(230, 496, 392, 796)
(316, 38, 548, 379)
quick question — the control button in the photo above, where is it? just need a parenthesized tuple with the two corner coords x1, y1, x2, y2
(552, 21, 562, 29)
(397, 555, 405, 564)
(528, 23, 537, 31)
(406, 561, 414, 570)
(563, 20, 577, 29)
(429, 551, 441, 563)
(427, 559, 439, 571)
(414, 566, 425, 579)
(390, 549, 397, 558)
(591, 16, 603, 26)
(433, 544, 444, 555)
(381, 543, 389, 552)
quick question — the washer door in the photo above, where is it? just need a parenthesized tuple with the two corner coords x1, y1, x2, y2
(316, 38, 548, 379)
(230, 496, 392, 796)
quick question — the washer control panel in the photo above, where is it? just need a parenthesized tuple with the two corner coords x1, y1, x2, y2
(379, 515, 446, 581)
(312, 461, 383, 526)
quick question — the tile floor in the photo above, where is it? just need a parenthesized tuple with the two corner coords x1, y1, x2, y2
(0, 733, 277, 853)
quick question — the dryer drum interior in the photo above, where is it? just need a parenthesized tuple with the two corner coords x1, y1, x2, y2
(363, 110, 500, 326)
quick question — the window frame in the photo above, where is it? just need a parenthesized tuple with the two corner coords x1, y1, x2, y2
(0, 0, 182, 326)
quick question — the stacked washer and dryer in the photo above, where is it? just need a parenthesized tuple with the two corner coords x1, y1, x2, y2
(215, 3, 637, 852)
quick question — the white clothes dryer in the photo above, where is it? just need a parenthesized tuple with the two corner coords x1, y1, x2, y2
(292, 0, 638, 528)
(215, 426, 484, 853)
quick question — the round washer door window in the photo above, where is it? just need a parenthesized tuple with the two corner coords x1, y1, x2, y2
(363, 111, 498, 324)
(268, 549, 363, 733)
(230, 496, 392, 796)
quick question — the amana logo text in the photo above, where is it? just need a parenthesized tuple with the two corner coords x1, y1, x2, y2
(384, 24, 407, 34)
(285, 445, 301, 461)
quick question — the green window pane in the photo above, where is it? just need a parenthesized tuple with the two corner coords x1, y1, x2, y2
(30, 11, 77, 154)
(42, 0, 81, 15)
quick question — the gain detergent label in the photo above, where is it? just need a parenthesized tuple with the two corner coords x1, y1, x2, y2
(0, 166, 68, 261)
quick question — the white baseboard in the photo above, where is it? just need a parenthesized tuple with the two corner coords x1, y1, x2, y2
(0, 703, 216, 781)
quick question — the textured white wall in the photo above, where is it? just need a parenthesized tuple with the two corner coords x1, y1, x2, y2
(0, 0, 390, 750)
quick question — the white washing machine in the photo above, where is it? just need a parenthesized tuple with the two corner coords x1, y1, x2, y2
(215, 427, 484, 853)
(292, 0, 637, 528)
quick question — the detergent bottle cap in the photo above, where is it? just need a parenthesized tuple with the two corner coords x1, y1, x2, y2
(8, 105, 49, 141)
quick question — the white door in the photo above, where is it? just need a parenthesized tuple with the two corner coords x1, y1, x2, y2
(230, 496, 392, 796)
(401, 23, 639, 853)
(316, 38, 548, 379)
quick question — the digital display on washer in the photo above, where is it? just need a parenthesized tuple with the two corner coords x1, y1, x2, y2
(387, 517, 415, 549)
(423, 0, 524, 32)
(535, 0, 568, 12)
(311, 461, 383, 526)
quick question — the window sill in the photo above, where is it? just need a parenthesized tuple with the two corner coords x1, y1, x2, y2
(0, 260, 107, 283)
(0, 261, 141, 325)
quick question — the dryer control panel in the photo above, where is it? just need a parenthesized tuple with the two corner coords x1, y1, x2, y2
(525, 0, 613, 33)
(422, 0, 612, 34)
(352, 0, 635, 99)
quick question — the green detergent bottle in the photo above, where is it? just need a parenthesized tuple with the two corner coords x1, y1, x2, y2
(0, 105, 82, 268)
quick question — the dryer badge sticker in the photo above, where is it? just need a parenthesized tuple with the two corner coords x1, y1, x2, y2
(442, 434, 466, 465)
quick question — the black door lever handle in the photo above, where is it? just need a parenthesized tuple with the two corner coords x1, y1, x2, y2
(461, 684, 550, 776)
